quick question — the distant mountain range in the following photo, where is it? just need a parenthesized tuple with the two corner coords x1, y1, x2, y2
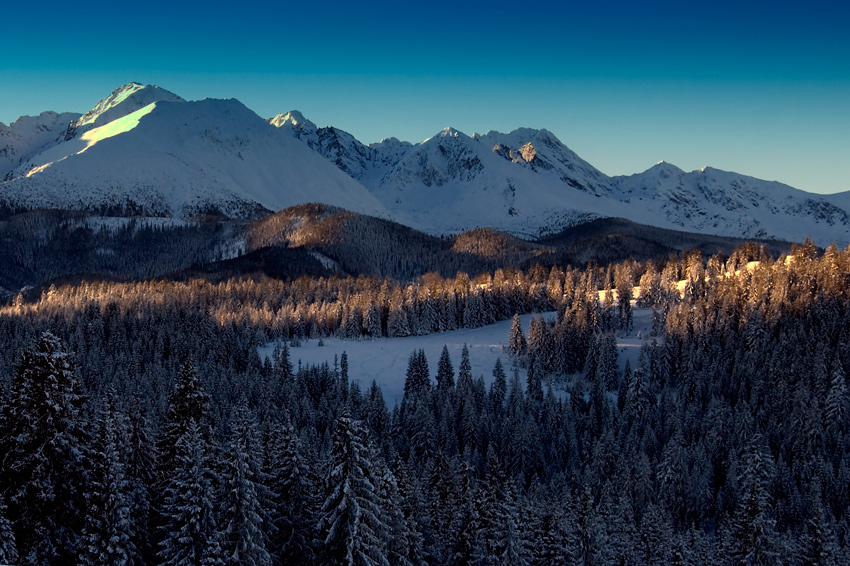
(2, 82, 848, 246)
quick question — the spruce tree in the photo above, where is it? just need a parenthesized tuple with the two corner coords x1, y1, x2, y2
(436, 345, 455, 390)
(508, 314, 527, 357)
(265, 416, 317, 566)
(726, 434, 780, 566)
(83, 392, 138, 566)
(157, 361, 212, 481)
(158, 421, 222, 566)
(220, 402, 271, 566)
(318, 411, 390, 566)
(0, 495, 18, 566)
(0, 332, 89, 565)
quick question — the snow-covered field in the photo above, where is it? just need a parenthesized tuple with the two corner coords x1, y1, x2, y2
(260, 308, 656, 407)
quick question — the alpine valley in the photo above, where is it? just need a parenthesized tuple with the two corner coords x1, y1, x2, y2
(2, 82, 849, 247)
(6, 83, 850, 566)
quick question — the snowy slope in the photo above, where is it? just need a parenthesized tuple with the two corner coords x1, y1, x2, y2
(270, 111, 375, 180)
(275, 110, 850, 245)
(612, 163, 850, 245)
(474, 128, 613, 197)
(366, 127, 634, 237)
(0, 111, 81, 180)
(73, 82, 184, 130)
(0, 85, 389, 219)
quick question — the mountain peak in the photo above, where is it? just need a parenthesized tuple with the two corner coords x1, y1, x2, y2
(649, 160, 683, 172)
(269, 110, 317, 132)
(75, 83, 183, 130)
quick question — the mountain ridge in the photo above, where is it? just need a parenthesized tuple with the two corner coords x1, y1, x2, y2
(2, 82, 848, 246)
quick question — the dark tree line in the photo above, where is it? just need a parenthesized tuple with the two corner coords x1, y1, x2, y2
(1, 240, 850, 565)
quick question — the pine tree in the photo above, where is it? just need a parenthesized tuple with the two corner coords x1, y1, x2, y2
(157, 361, 212, 481)
(318, 411, 390, 566)
(273, 340, 294, 382)
(83, 391, 138, 566)
(387, 288, 411, 338)
(404, 349, 431, 401)
(0, 331, 89, 565)
(126, 394, 156, 564)
(0, 495, 18, 566)
(158, 421, 222, 566)
(458, 344, 473, 394)
(265, 416, 317, 566)
(639, 503, 673, 566)
(220, 402, 271, 566)
(726, 434, 780, 566)
(377, 468, 414, 566)
(824, 361, 848, 455)
(569, 486, 609, 566)
(365, 304, 383, 337)
(800, 481, 839, 566)
(436, 345, 455, 390)
(341, 351, 349, 382)
(509, 314, 527, 357)
(489, 358, 507, 413)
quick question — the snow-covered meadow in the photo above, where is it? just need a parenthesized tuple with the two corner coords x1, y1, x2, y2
(261, 308, 655, 407)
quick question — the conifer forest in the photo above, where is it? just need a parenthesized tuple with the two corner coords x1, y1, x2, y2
(3, 237, 850, 566)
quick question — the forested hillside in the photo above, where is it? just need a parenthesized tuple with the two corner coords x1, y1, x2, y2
(1, 240, 849, 565)
(0, 205, 793, 296)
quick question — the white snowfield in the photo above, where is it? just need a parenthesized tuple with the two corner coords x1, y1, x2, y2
(260, 309, 655, 407)
(3, 81, 850, 246)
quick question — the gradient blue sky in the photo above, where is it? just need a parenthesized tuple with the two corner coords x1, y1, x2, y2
(2, 0, 848, 193)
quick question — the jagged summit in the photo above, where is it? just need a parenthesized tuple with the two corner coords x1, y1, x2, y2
(269, 110, 317, 132)
(74, 83, 183, 130)
(0, 85, 389, 220)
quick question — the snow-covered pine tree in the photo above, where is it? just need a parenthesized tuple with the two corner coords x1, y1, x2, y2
(404, 349, 431, 401)
(0, 495, 18, 566)
(157, 360, 212, 481)
(377, 468, 414, 566)
(365, 303, 383, 337)
(724, 433, 780, 566)
(318, 410, 390, 566)
(125, 393, 156, 564)
(387, 288, 412, 338)
(508, 314, 527, 357)
(158, 421, 222, 566)
(82, 391, 138, 566)
(489, 358, 507, 413)
(0, 331, 89, 565)
(457, 344, 473, 396)
(436, 345, 455, 390)
(265, 415, 318, 566)
(220, 401, 271, 566)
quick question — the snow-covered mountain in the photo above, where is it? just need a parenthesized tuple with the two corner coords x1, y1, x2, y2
(611, 162, 850, 245)
(0, 110, 81, 181)
(0, 84, 389, 219)
(3, 83, 850, 246)
(273, 111, 850, 245)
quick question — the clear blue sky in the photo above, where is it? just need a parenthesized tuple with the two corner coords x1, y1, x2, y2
(2, 0, 848, 193)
